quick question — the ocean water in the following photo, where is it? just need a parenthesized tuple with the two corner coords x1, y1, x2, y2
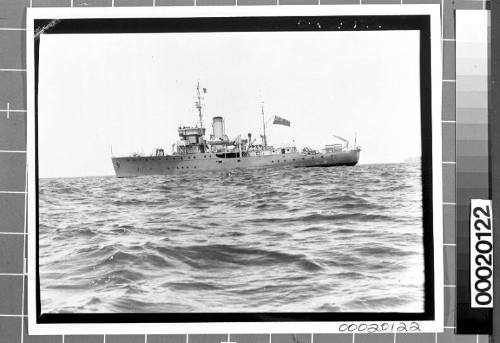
(39, 163, 424, 314)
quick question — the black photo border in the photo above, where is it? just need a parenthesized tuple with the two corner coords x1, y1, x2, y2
(32, 13, 435, 324)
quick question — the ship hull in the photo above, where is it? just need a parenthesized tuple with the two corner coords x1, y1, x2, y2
(112, 149, 360, 177)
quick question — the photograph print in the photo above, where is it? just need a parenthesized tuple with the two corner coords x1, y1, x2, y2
(28, 6, 441, 326)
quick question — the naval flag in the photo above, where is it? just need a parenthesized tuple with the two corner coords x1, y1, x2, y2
(273, 115, 291, 127)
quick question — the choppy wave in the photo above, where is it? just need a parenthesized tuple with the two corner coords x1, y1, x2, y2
(39, 163, 424, 313)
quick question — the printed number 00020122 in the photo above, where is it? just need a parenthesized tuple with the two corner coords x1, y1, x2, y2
(338, 322, 421, 333)
(470, 199, 494, 308)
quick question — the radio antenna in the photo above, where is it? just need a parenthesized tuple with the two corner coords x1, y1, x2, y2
(195, 81, 204, 129)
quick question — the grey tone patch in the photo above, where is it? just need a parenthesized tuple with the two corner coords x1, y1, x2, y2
(32, 0, 71, 7)
(444, 287, 456, 327)
(444, 245, 456, 285)
(271, 334, 311, 343)
(229, 334, 269, 343)
(443, 204, 455, 244)
(313, 334, 352, 343)
(0, 31, 25, 69)
(0, 234, 24, 273)
(0, 0, 30, 28)
(73, 0, 112, 6)
(0, 193, 24, 232)
(442, 123, 456, 162)
(0, 153, 26, 191)
(155, 0, 194, 5)
(354, 333, 393, 343)
(64, 336, 104, 343)
(192, 0, 235, 5)
(0, 112, 27, 151)
(106, 335, 145, 343)
(187, 335, 227, 343)
(443, 163, 456, 203)
(237, 0, 276, 5)
(115, 0, 154, 5)
(147, 335, 186, 343)
(278, 0, 317, 5)
(0, 275, 23, 314)
(442, 82, 456, 121)
(443, 40, 456, 80)
(0, 317, 22, 343)
(0, 71, 26, 109)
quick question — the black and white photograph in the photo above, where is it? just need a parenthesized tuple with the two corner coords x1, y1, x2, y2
(27, 5, 443, 332)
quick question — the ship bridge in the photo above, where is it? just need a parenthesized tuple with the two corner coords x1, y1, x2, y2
(176, 126, 206, 154)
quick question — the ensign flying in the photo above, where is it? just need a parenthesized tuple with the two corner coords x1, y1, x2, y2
(273, 115, 291, 127)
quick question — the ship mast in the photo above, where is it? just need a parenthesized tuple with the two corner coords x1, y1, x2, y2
(261, 102, 267, 148)
(195, 81, 204, 129)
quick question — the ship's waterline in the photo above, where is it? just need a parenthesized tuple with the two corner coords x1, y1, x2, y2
(112, 149, 360, 177)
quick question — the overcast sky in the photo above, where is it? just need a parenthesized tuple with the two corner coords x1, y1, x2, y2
(38, 30, 421, 178)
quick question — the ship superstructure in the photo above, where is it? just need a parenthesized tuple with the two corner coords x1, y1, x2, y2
(112, 82, 360, 177)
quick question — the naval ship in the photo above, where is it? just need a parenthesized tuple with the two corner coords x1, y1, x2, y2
(112, 83, 361, 177)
